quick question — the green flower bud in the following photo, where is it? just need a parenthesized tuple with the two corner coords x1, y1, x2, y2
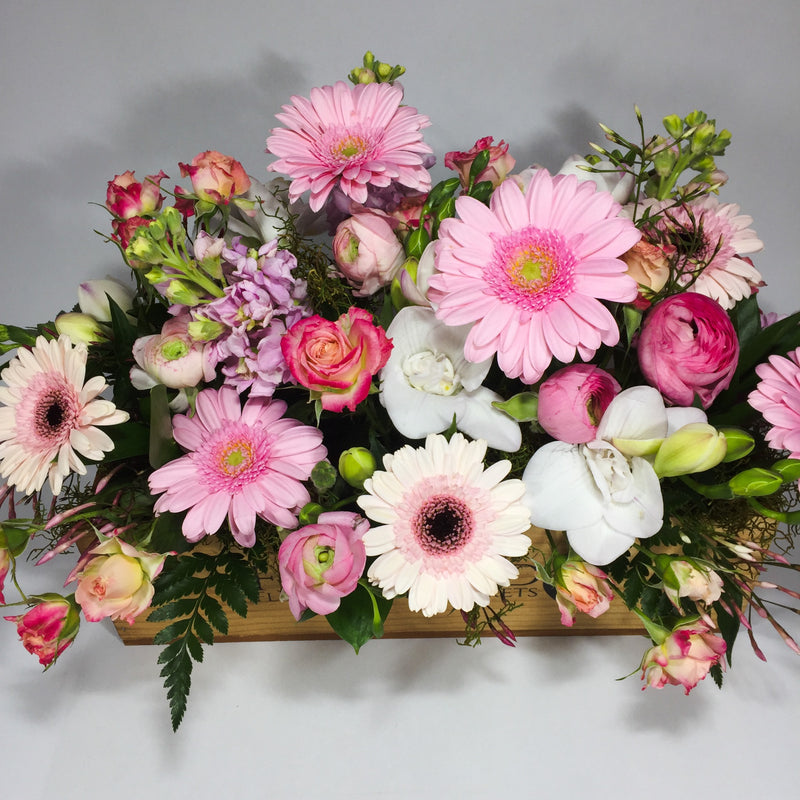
(127, 234, 162, 264)
(54, 312, 106, 345)
(311, 460, 338, 491)
(771, 458, 800, 482)
(161, 206, 186, 241)
(165, 280, 205, 306)
(662, 114, 684, 139)
(729, 468, 784, 497)
(653, 148, 677, 177)
(492, 392, 539, 422)
(653, 423, 727, 478)
(719, 428, 755, 462)
(298, 503, 325, 526)
(187, 318, 225, 342)
(338, 447, 377, 489)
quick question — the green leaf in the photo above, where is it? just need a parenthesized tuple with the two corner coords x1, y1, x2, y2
(325, 583, 392, 653)
(147, 598, 198, 622)
(200, 594, 229, 635)
(214, 576, 250, 618)
(467, 149, 491, 185)
(104, 421, 150, 461)
(224, 557, 261, 604)
(153, 618, 192, 646)
(149, 384, 181, 469)
(622, 567, 644, 609)
(193, 613, 215, 645)
(715, 602, 740, 666)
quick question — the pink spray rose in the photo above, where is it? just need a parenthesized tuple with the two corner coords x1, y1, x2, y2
(660, 558, 723, 609)
(444, 136, 515, 189)
(130, 313, 215, 391)
(537, 365, 621, 443)
(4, 595, 80, 667)
(621, 239, 674, 295)
(637, 293, 739, 408)
(640, 619, 726, 694)
(554, 558, 614, 627)
(333, 210, 406, 297)
(73, 538, 168, 625)
(281, 307, 392, 412)
(278, 511, 369, 619)
(179, 150, 251, 204)
(106, 170, 167, 219)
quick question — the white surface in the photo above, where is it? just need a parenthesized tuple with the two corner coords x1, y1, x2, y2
(1, 2, 799, 798)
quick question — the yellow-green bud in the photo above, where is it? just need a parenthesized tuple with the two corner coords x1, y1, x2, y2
(772, 459, 800, 482)
(54, 312, 106, 345)
(166, 279, 204, 306)
(187, 318, 225, 342)
(729, 468, 784, 497)
(653, 423, 727, 478)
(298, 503, 325, 526)
(719, 428, 755, 462)
(338, 447, 377, 489)
(127, 234, 162, 264)
(492, 392, 539, 422)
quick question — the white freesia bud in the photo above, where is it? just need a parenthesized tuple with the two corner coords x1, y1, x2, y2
(54, 312, 106, 344)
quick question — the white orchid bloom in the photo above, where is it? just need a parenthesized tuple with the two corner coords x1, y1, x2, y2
(380, 306, 521, 451)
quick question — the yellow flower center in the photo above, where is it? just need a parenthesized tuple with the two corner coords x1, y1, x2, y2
(219, 440, 254, 476)
(332, 134, 367, 161)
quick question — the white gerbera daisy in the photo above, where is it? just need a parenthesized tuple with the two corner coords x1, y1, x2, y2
(356, 433, 532, 617)
(0, 335, 129, 495)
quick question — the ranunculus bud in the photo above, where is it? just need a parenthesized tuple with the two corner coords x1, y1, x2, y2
(106, 170, 167, 219)
(653, 422, 728, 477)
(537, 365, 621, 443)
(444, 137, 516, 190)
(3, 594, 80, 667)
(554, 558, 613, 627)
(659, 558, 723, 608)
(637, 293, 739, 408)
(278, 511, 369, 619)
(77, 278, 135, 322)
(640, 619, 726, 694)
(54, 312, 106, 345)
(179, 150, 251, 204)
(73, 538, 169, 625)
(333, 210, 406, 297)
(338, 447, 377, 489)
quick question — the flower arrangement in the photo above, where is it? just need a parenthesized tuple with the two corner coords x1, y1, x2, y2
(2, 52, 799, 730)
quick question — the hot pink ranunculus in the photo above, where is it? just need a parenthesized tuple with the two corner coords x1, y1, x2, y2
(179, 150, 251, 204)
(640, 619, 726, 694)
(281, 307, 392, 412)
(73, 538, 168, 625)
(106, 170, 167, 219)
(278, 511, 369, 619)
(555, 558, 613, 627)
(444, 136, 515, 189)
(332, 210, 406, 297)
(637, 293, 739, 408)
(538, 365, 621, 443)
(4, 595, 80, 667)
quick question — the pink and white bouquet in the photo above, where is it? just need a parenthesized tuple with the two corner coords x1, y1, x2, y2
(2, 52, 799, 729)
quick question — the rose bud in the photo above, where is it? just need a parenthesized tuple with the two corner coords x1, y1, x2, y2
(179, 150, 251, 204)
(554, 558, 614, 627)
(4, 594, 80, 667)
(444, 137, 515, 190)
(106, 170, 167, 219)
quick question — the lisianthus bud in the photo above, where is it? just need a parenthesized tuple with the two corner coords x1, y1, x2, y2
(3, 594, 80, 667)
(653, 423, 728, 477)
(77, 278, 135, 322)
(54, 312, 106, 344)
(339, 447, 377, 489)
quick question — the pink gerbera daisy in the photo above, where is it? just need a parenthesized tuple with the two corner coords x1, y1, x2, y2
(0, 335, 129, 495)
(356, 433, 532, 617)
(428, 170, 640, 384)
(266, 81, 432, 212)
(149, 386, 326, 547)
(648, 196, 764, 310)
(748, 346, 800, 458)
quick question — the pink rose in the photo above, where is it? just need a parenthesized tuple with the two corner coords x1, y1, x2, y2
(106, 170, 167, 219)
(333, 211, 406, 297)
(4, 595, 80, 667)
(112, 215, 153, 250)
(637, 293, 739, 408)
(621, 239, 674, 294)
(640, 619, 726, 694)
(281, 307, 392, 412)
(130, 313, 214, 391)
(73, 539, 168, 625)
(538, 365, 621, 443)
(179, 150, 251, 204)
(278, 511, 369, 620)
(444, 136, 515, 189)
(661, 558, 723, 608)
(555, 559, 613, 627)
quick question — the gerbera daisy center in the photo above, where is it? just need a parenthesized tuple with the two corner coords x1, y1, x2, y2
(35, 387, 78, 443)
(218, 439, 255, 477)
(414, 493, 474, 555)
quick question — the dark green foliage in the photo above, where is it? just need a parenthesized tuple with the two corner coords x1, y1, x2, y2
(324, 582, 392, 653)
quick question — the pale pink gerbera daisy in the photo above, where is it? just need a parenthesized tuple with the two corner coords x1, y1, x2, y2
(266, 80, 432, 212)
(429, 170, 640, 385)
(748, 346, 800, 458)
(356, 433, 532, 617)
(149, 386, 326, 547)
(648, 196, 764, 310)
(0, 335, 129, 496)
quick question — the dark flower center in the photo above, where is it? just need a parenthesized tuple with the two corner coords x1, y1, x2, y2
(35, 390, 74, 441)
(414, 494, 473, 555)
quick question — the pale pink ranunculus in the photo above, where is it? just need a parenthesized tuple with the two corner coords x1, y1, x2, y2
(179, 150, 251, 204)
(106, 170, 167, 219)
(4, 595, 80, 667)
(130, 313, 215, 391)
(73, 539, 168, 625)
(662, 559, 723, 609)
(637, 293, 739, 408)
(332, 210, 406, 296)
(640, 619, 726, 694)
(444, 136, 516, 189)
(281, 307, 392, 412)
(537, 365, 621, 443)
(555, 559, 613, 627)
(278, 511, 369, 619)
